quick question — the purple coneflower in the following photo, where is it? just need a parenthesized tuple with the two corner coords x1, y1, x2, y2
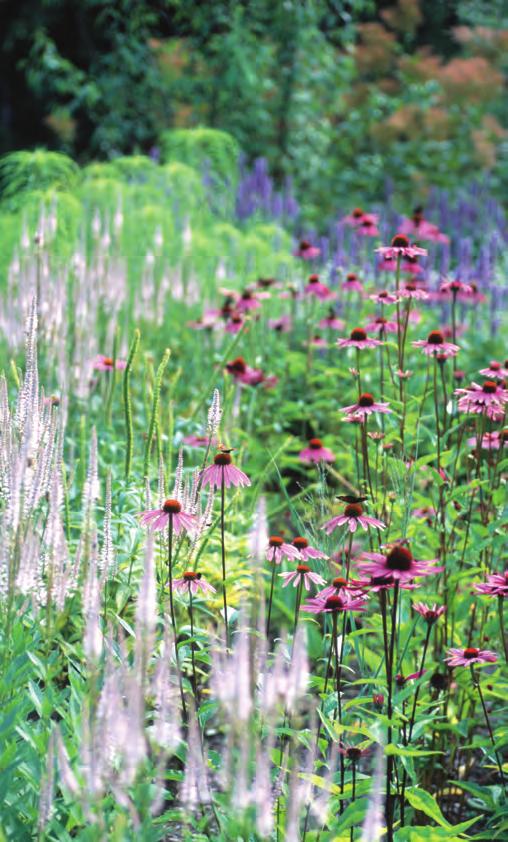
(340, 392, 391, 420)
(266, 535, 301, 565)
(445, 647, 497, 667)
(398, 282, 429, 301)
(338, 743, 370, 760)
(201, 452, 251, 490)
(279, 564, 326, 591)
(364, 316, 398, 334)
(316, 576, 367, 602)
(479, 361, 505, 379)
(323, 503, 385, 535)
(299, 437, 335, 464)
(303, 593, 367, 614)
(292, 536, 326, 561)
(173, 571, 216, 596)
(337, 327, 383, 350)
(93, 354, 127, 371)
(342, 273, 363, 292)
(412, 330, 459, 358)
(375, 234, 427, 260)
(236, 289, 261, 312)
(139, 498, 196, 535)
(225, 313, 245, 334)
(304, 274, 335, 300)
(474, 571, 508, 598)
(294, 239, 320, 260)
(358, 543, 442, 583)
(413, 602, 446, 623)
(319, 311, 345, 331)
(268, 315, 291, 333)
(455, 380, 508, 417)
(369, 290, 399, 304)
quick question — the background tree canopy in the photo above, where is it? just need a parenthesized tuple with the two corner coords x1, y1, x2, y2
(1, 0, 507, 220)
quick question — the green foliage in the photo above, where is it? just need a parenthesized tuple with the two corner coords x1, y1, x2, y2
(0, 151, 79, 209)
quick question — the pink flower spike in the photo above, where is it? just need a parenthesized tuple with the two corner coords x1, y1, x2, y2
(93, 354, 127, 371)
(266, 536, 301, 565)
(299, 438, 335, 464)
(201, 452, 251, 490)
(474, 571, 508, 598)
(173, 571, 216, 596)
(445, 647, 498, 668)
(337, 327, 383, 350)
(139, 499, 196, 535)
(323, 503, 385, 535)
(279, 564, 326, 591)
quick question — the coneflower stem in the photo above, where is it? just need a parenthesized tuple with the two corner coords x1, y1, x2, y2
(123, 328, 140, 480)
(220, 471, 229, 645)
(471, 667, 506, 790)
(400, 620, 433, 825)
(332, 611, 345, 813)
(188, 586, 198, 701)
(168, 516, 187, 720)
(498, 596, 508, 665)
(350, 760, 357, 842)
(266, 548, 277, 638)
(386, 581, 399, 840)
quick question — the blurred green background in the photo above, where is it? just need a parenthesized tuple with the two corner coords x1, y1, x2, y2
(1, 0, 507, 221)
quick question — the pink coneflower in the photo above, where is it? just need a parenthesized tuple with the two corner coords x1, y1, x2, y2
(395, 670, 426, 687)
(307, 335, 328, 348)
(413, 602, 446, 623)
(369, 290, 399, 304)
(412, 330, 460, 358)
(337, 327, 383, 350)
(316, 576, 367, 602)
(357, 216, 379, 237)
(398, 282, 429, 301)
(401, 257, 424, 275)
(399, 212, 449, 243)
(269, 315, 292, 333)
(279, 564, 326, 591)
(445, 647, 497, 667)
(266, 535, 301, 565)
(356, 574, 418, 592)
(201, 452, 251, 490)
(172, 571, 216, 596)
(376, 234, 427, 260)
(342, 273, 363, 292)
(455, 381, 508, 417)
(340, 392, 392, 420)
(139, 498, 196, 535)
(225, 357, 270, 386)
(467, 431, 506, 450)
(461, 281, 486, 304)
(93, 354, 127, 371)
(303, 593, 368, 614)
(474, 571, 508, 598)
(358, 543, 442, 583)
(323, 503, 386, 534)
(479, 361, 505, 379)
(299, 438, 335, 464)
(294, 239, 320, 260)
(343, 208, 379, 228)
(412, 506, 436, 524)
(304, 274, 335, 300)
(319, 312, 345, 330)
(439, 278, 473, 298)
(364, 316, 398, 334)
(292, 536, 327, 561)
(187, 311, 219, 331)
(236, 289, 261, 312)
(225, 312, 245, 334)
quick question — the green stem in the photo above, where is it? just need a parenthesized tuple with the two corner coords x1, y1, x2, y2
(143, 347, 170, 480)
(123, 328, 140, 480)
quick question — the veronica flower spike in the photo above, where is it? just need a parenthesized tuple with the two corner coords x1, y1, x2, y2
(279, 564, 326, 591)
(139, 498, 196, 535)
(323, 503, 386, 535)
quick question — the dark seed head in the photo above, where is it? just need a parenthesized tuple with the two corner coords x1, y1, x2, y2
(269, 535, 284, 548)
(350, 327, 367, 341)
(345, 503, 363, 518)
(463, 647, 479, 659)
(427, 331, 444, 345)
(309, 438, 323, 450)
(297, 564, 310, 573)
(163, 499, 182, 514)
(293, 536, 309, 550)
(482, 380, 497, 394)
(391, 234, 410, 248)
(385, 546, 413, 572)
(359, 393, 374, 407)
(214, 452, 232, 466)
